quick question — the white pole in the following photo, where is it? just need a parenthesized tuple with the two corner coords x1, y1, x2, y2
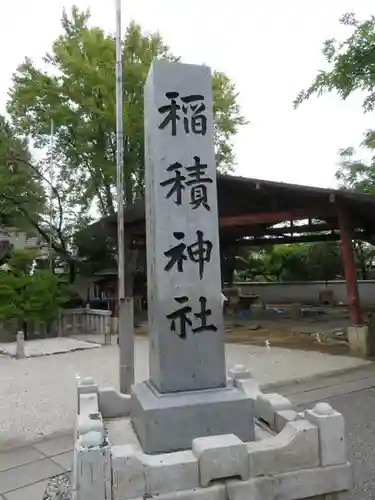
(49, 119, 54, 271)
(116, 0, 134, 393)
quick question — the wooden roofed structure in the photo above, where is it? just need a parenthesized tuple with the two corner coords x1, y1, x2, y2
(80, 174, 375, 325)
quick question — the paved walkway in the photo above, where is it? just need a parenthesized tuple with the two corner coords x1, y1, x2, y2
(0, 337, 369, 448)
(0, 432, 72, 500)
(2, 364, 375, 499)
(0, 338, 371, 498)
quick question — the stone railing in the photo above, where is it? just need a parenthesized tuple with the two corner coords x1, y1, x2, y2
(0, 320, 59, 343)
(60, 308, 112, 342)
(73, 368, 352, 500)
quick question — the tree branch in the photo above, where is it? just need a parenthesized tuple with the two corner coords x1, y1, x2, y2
(3, 154, 68, 252)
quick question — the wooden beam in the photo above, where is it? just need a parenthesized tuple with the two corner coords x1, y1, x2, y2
(235, 231, 365, 247)
(219, 208, 331, 228)
(264, 222, 335, 236)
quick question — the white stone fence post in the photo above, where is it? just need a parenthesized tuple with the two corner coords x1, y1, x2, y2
(59, 308, 112, 343)
(15, 330, 25, 359)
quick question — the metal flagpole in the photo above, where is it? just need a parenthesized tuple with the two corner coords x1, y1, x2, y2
(116, 0, 134, 393)
(49, 119, 54, 272)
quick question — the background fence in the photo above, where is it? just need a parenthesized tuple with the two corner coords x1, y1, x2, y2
(0, 308, 113, 343)
(235, 280, 375, 306)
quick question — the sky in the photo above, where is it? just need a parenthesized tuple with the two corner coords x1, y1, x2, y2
(1, 0, 375, 188)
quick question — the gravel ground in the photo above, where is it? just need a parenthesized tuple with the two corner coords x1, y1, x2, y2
(44, 473, 72, 500)
(0, 337, 368, 448)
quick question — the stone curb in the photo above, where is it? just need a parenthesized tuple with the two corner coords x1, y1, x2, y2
(260, 362, 373, 392)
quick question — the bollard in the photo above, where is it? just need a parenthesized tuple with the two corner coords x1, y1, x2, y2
(16, 330, 26, 359)
(104, 325, 111, 345)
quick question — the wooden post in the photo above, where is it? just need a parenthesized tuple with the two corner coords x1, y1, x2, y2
(338, 206, 362, 325)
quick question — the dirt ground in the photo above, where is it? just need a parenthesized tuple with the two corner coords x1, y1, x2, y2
(223, 304, 353, 355)
(135, 304, 356, 356)
(223, 323, 350, 355)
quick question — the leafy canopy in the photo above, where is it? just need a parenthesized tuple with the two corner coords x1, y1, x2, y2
(0, 249, 71, 323)
(7, 6, 247, 226)
(0, 115, 45, 229)
(235, 242, 343, 282)
(294, 12, 375, 193)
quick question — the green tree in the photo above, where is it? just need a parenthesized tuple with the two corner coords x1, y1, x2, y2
(306, 241, 342, 281)
(236, 242, 343, 282)
(294, 12, 375, 193)
(0, 249, 72, 336)
(0, 115, 45, 229)
(0, 114, 79, 275)
(7, 6, 246, 227)
(264, 244, 310, 281)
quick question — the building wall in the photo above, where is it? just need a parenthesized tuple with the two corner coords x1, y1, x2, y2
(235, 280, 375, 306)
(75, 274, 375, 309)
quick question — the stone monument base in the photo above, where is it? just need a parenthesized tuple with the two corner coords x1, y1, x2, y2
(131, 380, 254, 454)
(73, 369, 352, 500)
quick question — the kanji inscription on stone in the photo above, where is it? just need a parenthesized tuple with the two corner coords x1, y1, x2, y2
(144, 59, 225, 393)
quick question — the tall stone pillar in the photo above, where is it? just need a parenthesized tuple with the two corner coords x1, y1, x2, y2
(131, 59, 254, 454)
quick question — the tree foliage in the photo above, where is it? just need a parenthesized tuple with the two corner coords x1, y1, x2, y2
(0, 113, 80, 273)
(294, 12, 375, 194)
(235, 242, 343, 282)
(294, 12, 375, 111)
(0, 249, 71, 326)
(7, 6, 246, 228)
(0, 115, 45, 229)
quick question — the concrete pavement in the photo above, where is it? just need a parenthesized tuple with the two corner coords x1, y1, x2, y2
(0, 432, 73, 499)
(0, 339, 372, 498)
(0, 337, 369, 448)
(3, 364, 375, 499)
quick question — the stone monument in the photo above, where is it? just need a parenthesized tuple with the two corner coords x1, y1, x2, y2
(72, 59, 352, 500)
(131, 59, 254, 454)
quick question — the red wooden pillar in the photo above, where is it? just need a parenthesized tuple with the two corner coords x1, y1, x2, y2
(338, 206, 362, 325)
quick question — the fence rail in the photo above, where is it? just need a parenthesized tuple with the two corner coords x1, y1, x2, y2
(0, 308, 114, 343)
(59, 308, 112, 339)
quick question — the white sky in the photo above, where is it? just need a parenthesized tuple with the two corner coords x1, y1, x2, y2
(1, 0, 375, 188)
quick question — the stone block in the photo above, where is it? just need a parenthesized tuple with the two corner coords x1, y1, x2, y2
(79, 392, 99, 417)
(131, 381, 254, 454)
(77, 411, 104, 440)
(98, 387, 131, 418)
(227, 365, 252, 381)
(248, 420, 319, 477)
(274, 409, 299, 432)
(233, 377, 261, 399)
(77, 376, 98, 395)
(305, 402, 346, 466)
(347, 325, 369, 356)
(255, 393, 293, 428)
(226, 462, 352, 500)
(77, 378, 98, 414)
(192, 434, 248, 487)
(143, 450, 199, 495)
(74, 444, 111, 500)
(112, 445, 146, 500)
